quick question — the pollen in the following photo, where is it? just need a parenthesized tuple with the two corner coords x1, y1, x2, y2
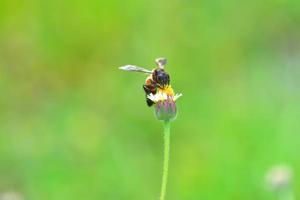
(158, 85, 174, 96)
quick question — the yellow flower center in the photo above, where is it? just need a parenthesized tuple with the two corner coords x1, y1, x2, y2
(157, 85, 174, 96)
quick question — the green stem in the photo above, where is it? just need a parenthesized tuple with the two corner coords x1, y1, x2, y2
(160, 120, 171, 200)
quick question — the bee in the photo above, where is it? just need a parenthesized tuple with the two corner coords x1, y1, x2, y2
(119, 58, 171, 107)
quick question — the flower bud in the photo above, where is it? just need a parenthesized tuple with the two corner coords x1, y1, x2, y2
(155, 98, 177, 121)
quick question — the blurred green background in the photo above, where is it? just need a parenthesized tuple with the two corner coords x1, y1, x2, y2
(1, 0, 300, 199)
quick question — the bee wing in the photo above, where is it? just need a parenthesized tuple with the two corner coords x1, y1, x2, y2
(119, 65, 152, 74)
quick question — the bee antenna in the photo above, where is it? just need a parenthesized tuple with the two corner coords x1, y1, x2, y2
(155, 58, 167, 69)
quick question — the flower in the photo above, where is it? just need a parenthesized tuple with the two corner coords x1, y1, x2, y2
(265, 165, 293, 192)
(147, 86, 182, 121)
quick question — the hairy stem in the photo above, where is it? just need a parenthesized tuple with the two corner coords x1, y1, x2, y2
(160, 120, 171, 200)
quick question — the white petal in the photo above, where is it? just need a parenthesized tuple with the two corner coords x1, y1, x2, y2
(147, 93, 155, 101)
(147, 92, 168, 103)
(173, 93, 182, 101)
(147, 92, 182, 103)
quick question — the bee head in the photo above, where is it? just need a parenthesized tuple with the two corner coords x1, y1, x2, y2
(153, 69, 170, 88)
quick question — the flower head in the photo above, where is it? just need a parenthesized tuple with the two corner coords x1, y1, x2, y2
(147, 86, 182, 121)
(265, 165, 293, 192)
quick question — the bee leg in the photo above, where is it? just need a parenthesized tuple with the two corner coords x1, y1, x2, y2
(143, 85, 151, 93)
(143, 85, 154, 107)
(146, 98, 154, 107)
